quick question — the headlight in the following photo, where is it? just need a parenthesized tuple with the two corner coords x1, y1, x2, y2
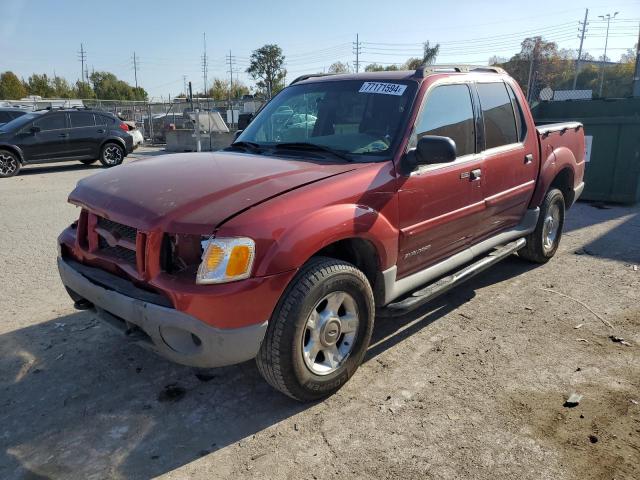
(196, 237, 255, 284)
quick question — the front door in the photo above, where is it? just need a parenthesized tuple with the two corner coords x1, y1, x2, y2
(397, 82, 485, 278)
(473, 81, 539, 240)
(20, 112, 70, 162)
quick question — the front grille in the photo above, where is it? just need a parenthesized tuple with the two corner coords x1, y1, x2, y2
(98, 243, 138, 264)
(97, 217, 137, 243)
(94, 216, 138, 267)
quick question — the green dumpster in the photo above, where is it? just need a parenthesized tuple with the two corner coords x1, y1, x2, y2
(532, 98, 640, 204)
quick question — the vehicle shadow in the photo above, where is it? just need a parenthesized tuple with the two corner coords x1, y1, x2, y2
(564, 201, 640, 263)
(0, 256, 536, 479)
(18, 162, 102, 176)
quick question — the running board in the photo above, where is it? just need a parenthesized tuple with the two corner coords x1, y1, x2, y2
(386, 238, 526, 311)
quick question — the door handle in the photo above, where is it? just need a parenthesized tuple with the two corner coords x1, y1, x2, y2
(58, 133, 69, 138)
(97, 129, 105, 133)
(524, 153, 534, 164)
(470, 169, 482, 181)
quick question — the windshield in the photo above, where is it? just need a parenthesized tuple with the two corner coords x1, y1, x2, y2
(237, 79, 417, 160)
(0, 112, 39, 133)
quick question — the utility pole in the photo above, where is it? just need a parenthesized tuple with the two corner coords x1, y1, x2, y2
(598, 11, 619, 97)
(183, 75, 188, 97)
(132, 51, 139, 89)
(77, 43, 87, 83)
(573, 8, 589, 90)
(201, 33, 208, 96)
(226, 50, 236, 126)
(632, 21, 640, 97)
(526, 39, 539, 102)
(353, 34, 362, 73)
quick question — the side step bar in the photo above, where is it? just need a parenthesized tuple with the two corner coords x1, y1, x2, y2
(386, 238, 526, 311)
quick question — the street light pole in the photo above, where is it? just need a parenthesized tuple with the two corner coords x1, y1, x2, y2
(598, 11, 618, 97)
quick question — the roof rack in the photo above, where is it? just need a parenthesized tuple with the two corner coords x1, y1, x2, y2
(289, 72, 337, 85)
(413, 64, 505, 78)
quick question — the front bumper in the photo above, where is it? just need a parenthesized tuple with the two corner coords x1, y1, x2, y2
(57, 256, 268, 368)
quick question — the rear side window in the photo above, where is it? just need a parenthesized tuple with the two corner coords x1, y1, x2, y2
(70, 112, 95, 128)
(0, 112, 12, 123)
(413, 84, 475, 157)
(34, 113, 66, 131)
(94, 114, 116, 126)
(477, 82, 518, 149)
(506, 84, 527, 142)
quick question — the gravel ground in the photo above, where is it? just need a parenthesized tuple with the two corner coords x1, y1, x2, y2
(1, 150, 638, 480)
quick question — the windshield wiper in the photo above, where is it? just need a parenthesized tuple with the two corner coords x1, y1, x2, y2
(274, 142, 353, 162)
(227, 141, 263, 154)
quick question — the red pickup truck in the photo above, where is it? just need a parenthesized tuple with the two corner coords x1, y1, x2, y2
(57, 65, 585, 401)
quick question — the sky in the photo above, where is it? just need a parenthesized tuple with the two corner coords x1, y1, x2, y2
(1, 0, 638, 100)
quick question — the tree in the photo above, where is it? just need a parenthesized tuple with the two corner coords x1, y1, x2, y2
(364, 63, 399, 72)
(26, 73, 54, 97)
(422, 41, 440, 65)
(404, 58, 423, 70)
(328, 61, 350, 74)
(52, 76, 73, 98)
(488, 55, 507, 66)
(0, 71, 27, 99)
(73, 81, 95, 99)
(246, 44, 286, 99)
(90, 71, 147, 100)
(208, 78, 250, 101)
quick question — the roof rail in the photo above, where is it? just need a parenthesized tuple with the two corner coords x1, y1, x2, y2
(289, 72, 337, 85)
(413, 64, 505, 78)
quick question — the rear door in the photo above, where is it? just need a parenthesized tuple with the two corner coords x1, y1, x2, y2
(473, 81, 538, 240)
(20, 112, 70, 162)
(67, 111, 100, 157)
(397, 82, 485, 278)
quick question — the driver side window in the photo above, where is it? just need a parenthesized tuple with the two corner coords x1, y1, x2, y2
(412, 84, 476, 158)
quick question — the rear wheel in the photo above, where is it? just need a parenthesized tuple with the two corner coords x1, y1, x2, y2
(518, 188, 565, 263)
(99, 142, 124, 167)
(0, 149, 20, 178)
(256, 257, 374, 401)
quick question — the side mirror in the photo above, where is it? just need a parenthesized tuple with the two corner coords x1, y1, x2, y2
(403, 135, 456, 173)
(29, 126, 41, 134)
(234, 130, 243, 141)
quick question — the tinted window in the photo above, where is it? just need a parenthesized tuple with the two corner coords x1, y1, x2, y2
(506, 84, 527, 142)
(413, 84, 475, 157)
(95, 114, 115, 126)
(70, 112, 95, 128)
(34, 113, 66, 131)
(0, 112, 12, 123)
(477, 82, 518, 149)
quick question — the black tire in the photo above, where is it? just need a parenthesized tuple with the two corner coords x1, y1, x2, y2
(518, 188, 565, 263)
(256, 257, 375, 401)
(99, 142, 124, 168)
(0, 149, 21, 178)
(80, 159, 97, 165)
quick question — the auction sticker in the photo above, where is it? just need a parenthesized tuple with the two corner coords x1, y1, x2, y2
(359, 82, 407, 96)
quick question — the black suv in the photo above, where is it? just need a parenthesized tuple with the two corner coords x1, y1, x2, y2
(0, 108, 134, 178)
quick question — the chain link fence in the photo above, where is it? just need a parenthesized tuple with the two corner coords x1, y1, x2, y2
(498, 58, 637, 106)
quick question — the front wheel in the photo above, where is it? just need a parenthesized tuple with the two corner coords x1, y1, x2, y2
(256, 257, 375, 401)
(518, 188, 565, 263)
(0, 149, 21, 178)
(99, 143, 124, 167)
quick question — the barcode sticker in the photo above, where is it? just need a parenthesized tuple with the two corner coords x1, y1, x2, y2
(359, 82, 407, 96)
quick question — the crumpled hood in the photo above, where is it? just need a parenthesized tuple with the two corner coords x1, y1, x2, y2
(68, 151, 357, 233)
